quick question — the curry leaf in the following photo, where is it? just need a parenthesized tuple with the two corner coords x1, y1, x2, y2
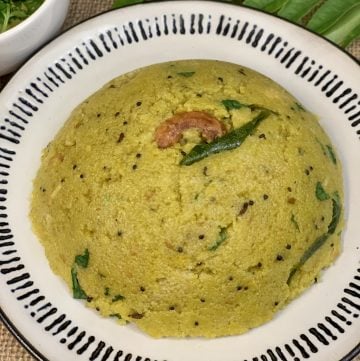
(327, 192, 341, 235)
(71, 266, 88, 300)
(177, 71, 195, 77)
(287, 194, 341, 284)
(221, 99, 248, 111)
(180, 110, 270, 165)
(112, 294, 125, 302)
(315, 182, 330, 201)
(110, 313, 122, 319)
(290, 213, 300, 231)
(75, 249, 89, 268)
(208, 227, 228, 251)
(326, 145, 337, 165)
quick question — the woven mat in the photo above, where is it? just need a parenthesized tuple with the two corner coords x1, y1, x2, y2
(0, 0, 359, 360)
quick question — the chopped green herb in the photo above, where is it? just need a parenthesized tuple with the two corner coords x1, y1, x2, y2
(221, 99, 276, 114)
(177, 71, 195, 77)
(315, 182, 330, 201)
(291, 213, 300, 231)
(317, 140, 337, 165)
(194, 193, 199, 200)
(109, 313, 122, 319)
(326, 145, 337, 165)
(180, 110, 271, 166)
(327, 192, 341, 235)
(294, 102, 306, 111)
(316, 138, 327, 155)
(221, 99, 248, 111)
(71, 266, 88, 300)
(104, 287, 110, 296)
(75, 249, 89, 268)
(208, 227, 228, 251)
(288, 193, 341, 284)
(0, 0, 44, 33)
(112, 294, 125, 302)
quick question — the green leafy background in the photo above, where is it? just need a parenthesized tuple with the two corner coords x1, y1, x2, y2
(112, 0, 360, 48)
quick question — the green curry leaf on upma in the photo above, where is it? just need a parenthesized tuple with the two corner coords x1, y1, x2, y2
(180, 110, 271, 166)
(75, 248, 90, 268)
(71, 249, 90, 299)
(177, 71, 196, 77)
(71, 266, 88, 300)
(208, 227, 228, 251)
(288, 193, 341, 284)
(315, 182, 330, 201)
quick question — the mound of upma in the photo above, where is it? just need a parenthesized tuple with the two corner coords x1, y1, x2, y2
(30, 60, 343, 338)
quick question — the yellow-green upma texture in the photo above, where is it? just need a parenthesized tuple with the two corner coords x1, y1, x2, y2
(30, 60, 343, 338)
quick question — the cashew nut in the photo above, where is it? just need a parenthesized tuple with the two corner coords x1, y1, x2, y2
(155, 111, 225, 148)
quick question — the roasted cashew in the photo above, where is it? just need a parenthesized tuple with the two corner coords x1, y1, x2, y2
(155, 111, 225, 148)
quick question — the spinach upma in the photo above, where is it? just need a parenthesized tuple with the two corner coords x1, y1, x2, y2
(30, 60, 343, 338)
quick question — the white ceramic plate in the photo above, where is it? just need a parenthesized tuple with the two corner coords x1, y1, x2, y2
(0, 2, 359, 361)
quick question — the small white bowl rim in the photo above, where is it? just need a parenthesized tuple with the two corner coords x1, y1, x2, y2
(0, 0, 55, 41)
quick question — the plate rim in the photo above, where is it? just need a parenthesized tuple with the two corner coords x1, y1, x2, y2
(1, 0, 359, 96)
(0, 1, 359, 360)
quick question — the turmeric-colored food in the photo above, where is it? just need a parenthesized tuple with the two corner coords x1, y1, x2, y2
(30, 60, 343, 338)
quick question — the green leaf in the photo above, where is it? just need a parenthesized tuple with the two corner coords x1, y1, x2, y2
(277, 0, 323, 23)
(180, 110, 271, 166)
(327, 192, 341, 235)
(221, 99, 248, 111)
(294, 102, 306, 111)
(177, 71, 195, 77)
(307, 0, 359, 34)
(71, 266, 88, 300)
(315, 182, 330, 201)
(316, 138, 327, 155)
(112, 0, 144, 8)
(110, 313, 122, 319)
(75, 249, 89, 268)
(9, 10, 28, 19)
(208, 227, 228, 251)
(112, 294, 125, 302)
(288, 193, 341, 284)
(243, 0, 287, 13)
(291, 213, 300, 231)
(222, 99, 277, 114)
(0, 4, 10, 33)
(0, 0, 44, 33)
(326, 144, 337, 165)
(323, 5, 360, 48)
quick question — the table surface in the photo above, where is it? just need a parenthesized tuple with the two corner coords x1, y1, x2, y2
(0, 0, 359, 360)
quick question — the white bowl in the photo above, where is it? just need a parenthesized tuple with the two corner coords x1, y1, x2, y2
(0, 0, 69, 76)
